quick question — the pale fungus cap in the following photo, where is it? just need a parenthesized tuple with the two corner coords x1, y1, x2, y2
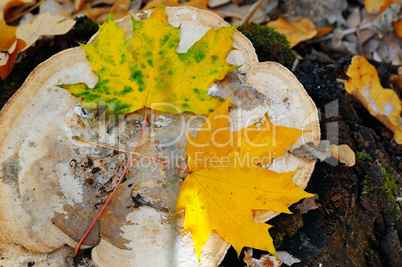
(0, 7, 319, 267)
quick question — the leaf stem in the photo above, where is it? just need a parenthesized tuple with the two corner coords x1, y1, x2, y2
(73, 109, 149, 257)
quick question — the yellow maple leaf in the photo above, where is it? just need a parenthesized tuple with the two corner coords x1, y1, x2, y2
(345, 55, 402, 144)
(143, 0, 219, 16)
(176, 98, 313, 258)
(61, 5, 236, 115)
(267, 17, 318, 48)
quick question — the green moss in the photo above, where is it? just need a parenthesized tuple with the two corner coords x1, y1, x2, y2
(378, 164, 398, 200)
(364, 163, 398, 200)
(356, 152, 372, 160)
(238, 23, 296, 69)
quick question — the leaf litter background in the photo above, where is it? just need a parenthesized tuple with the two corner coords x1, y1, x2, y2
(1, 0, 402, 266)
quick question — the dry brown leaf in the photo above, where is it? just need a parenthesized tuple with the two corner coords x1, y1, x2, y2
(78, 3, 109, 23)
(290, 140, 332, 161)
(279, 0, 347, 27)
(73, 0, 86, 11)
(330, 144, 356, 167)
(296, 194, 320, 214)
(364, 0, 400, 14)
(391, 73, 402, 91)
(267, 17, 317, 47)
(277, 251, 302, 266)
(78, 0, 134, 23)
(16, 10, 76, 51)
(2, 0, 35, 23)
(143, 0, 219, 16)
(376, 33, 402, 65)
(345, 55, 402, 144)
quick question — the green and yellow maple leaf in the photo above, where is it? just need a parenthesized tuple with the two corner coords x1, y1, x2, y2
(61, 5, 237, 115)
(176, 98, 313, 258)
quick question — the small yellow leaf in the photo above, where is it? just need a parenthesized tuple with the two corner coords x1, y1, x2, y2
(16, 11, 76, 51)
(177, 98, 312, 258)
(345, 55, 402, 144)
(267, 17, 317, 47)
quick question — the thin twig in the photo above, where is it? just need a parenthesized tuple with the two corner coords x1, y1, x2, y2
(305, 24, 372, 45)
(306, 13, 402, 45)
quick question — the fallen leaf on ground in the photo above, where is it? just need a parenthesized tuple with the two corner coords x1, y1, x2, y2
(277, 251, 302, 266)
(267, 17, 317, 47)
(176, 98, 312, 258)
(0, 0, 34, 50)
(391, 72, 402, 91)
(295, 194, 320, 214)
(330, 144, 356, 167)
(61, 5, 236, 115)
(290, 140, 332, 161)
(364, 0, 400, 14)
(16, 10, 76, 51)
(0, 39, 25, 79)
(73, 0, 85, 10)
(345, 55, 402, 144)
(314, 27, 333, 38)
(78, 3, 109, 23)
(279, 0, 347, 27)
(143, 0, 219, 16)
(394, 18, 402, 37)
(79, 0, 134, 23)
